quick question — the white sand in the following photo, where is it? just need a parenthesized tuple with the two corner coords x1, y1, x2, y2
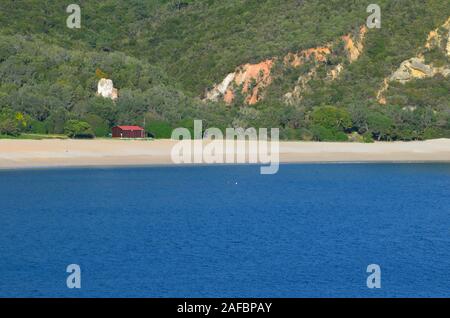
(0, 138, 449, 169)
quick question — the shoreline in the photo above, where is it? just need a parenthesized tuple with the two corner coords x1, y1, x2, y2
(1, 138, 450, 170)
(2, 161, 450, 172)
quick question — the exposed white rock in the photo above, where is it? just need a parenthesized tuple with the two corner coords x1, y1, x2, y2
(390, 58, 434, 83)
(97, 78, 118, 100)
(284, 68, 317, 104)
(205, 73, 235, 101)
(447, 30, 450, 56)
(326, 64, 344, 80)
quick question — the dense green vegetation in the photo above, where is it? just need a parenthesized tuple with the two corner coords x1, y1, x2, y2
(0, 0, 449, 140)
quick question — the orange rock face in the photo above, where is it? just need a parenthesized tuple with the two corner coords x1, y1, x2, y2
(223, 88, 235, 104)
(234, 60, 274, 105)
(218, 59, 274, 105)
(342, 26, 367, 62)
(284, 47, 332, 67)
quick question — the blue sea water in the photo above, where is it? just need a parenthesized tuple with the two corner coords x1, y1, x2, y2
(0, 164, 449, 298)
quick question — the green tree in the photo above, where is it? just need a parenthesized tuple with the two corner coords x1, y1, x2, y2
(309, 106, 352, 141)
(89, 97, 118, 127)
(45, 107, 68, 134)
(176, 118, 196, 138)
(367, 112, 394, 141)
(0, 117, 20, 136)
(64, 120, 95, 139)
(0, 108, 27, 136)
(311, 125, 348, 141)
(29, 119, 47, 134)
(311, 106, 352, 131)
(83, 114, 109, 137)
(145, 120, 172, 139)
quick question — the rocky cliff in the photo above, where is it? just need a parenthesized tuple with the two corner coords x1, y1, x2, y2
(377, 17, 450, 104)
(204, 26, 367, 105)
(204, 15, 450, 108)
(284, 26, 367, 103)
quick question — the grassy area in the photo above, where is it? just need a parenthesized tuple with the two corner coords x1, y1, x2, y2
(0, 134, 69, 140)
(0, 134, 156, 141)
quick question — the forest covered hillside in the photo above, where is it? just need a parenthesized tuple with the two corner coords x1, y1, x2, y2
(0, 0, 449, 141)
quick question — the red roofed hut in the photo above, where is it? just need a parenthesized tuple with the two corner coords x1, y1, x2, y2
(112, 126, 145, 138)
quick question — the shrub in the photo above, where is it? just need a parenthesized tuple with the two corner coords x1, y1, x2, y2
(64, 120, 95, 139)
(335, 132, 349, 142)
(367, 112, 394, 141)
(176, 119, 196, 138)
(311, 124, 349, 141)
(363, 132, 375, 143)
(281, 127, 301, 140)
(311, 106, 352, 131)
(145, 120, 173, 139)
(0, 118, 20, 136)
(348, 132, 364, 143)
(0, 108, 26, 136)
(300, 128, 314, 141)
(311, 125, 335, 141)
(83, 114, 110, 137)
(29, 120, 47, 134)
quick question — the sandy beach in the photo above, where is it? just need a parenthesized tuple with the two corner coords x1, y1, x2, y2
(0, 138, 450, 169)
